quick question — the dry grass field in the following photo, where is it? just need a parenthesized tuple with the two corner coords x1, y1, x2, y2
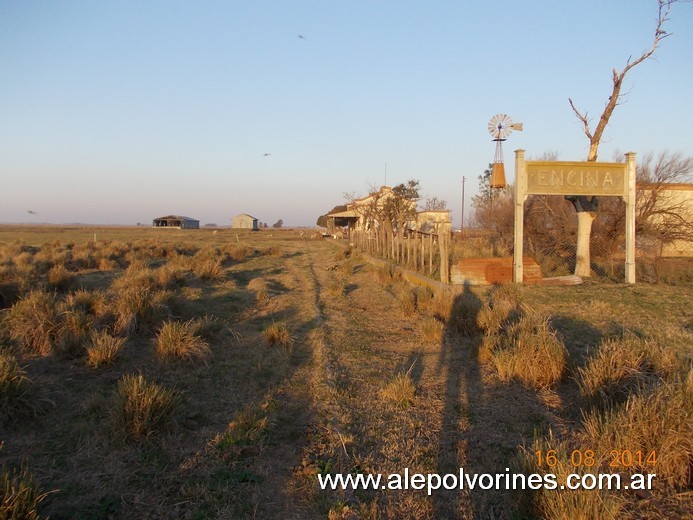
(0, 225, 691, 519)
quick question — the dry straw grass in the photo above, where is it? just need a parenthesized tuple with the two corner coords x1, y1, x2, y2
(47, 264, 74, 292)
(4, 291, 60, 356)
(0, 352, 30, 411)
(155, 320, 211, 363)
(263, 322, 293, 347)
(477, 286, 521, 334)
(213, 404, 272, 456)
(86, 331, 126, 368)
(430, 289, 455, 322)
(489, 313, 567, 389)
(397, 287, 418, 317)
(372, 263, 399, 284)
(0, 463, 52, 520)
(191, 314, 232, 342)
(193, 258, 224, 281)
(518, 431, 624, 520)
(110, 373, 179, 440)
(582, 374, 693, 488)
(578, 335, 679, 408)
(53, 303, 95, 358)
(326, 277, 347, 297)
(421, 316, 444, 344)
(226, 244, 251, 262)
(264, 246, 283, 257)
(381, 365, 416, 408)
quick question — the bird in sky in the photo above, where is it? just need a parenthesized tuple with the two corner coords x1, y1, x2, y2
(27, 210, 37, 215)
(298, 34, 306, 40)
(263, 153, 271, 157)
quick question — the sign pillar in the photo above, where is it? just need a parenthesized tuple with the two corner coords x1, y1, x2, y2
(513, 149, 527, 283)
(625, 152, 637, 284)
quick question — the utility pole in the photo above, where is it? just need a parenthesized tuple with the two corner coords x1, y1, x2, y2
(460, 176, 466, 231)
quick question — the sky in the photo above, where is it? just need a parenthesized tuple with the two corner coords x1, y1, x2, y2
(1, 0, 692, 227)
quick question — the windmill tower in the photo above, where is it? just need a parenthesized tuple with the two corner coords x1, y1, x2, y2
(488, 113, 523, 189)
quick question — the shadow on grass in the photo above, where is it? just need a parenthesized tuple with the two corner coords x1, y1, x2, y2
(432, 283, 609, 518)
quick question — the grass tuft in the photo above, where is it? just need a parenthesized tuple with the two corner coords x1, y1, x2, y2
(380, 369, 416, 408)
(110, 374, 179, 440)
(518, 431, 624, 519)
(193, 258, 224, 281)
(489, 312, 567, 388)
(582, 376, 693, 488)
(213, 404, 272, 457)
(1, 463, 52, 520)
(421, 316, 445, 344)
(373, 263, 399, 284)
(0, 352, 31, 413)
(578, 335, 678, 408)
(47, 264, 75, 292)
(4, 291, 60, 356)
(262, 322, 295, 355)
(86, 331, 126, 368)
(397, 287, 418, 317)
(155, 320, 211, 363)
(326, 277, 347, 297)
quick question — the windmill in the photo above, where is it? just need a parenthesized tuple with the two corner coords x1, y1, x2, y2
(487, 114, 523, 189)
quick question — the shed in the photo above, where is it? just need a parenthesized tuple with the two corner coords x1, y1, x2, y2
(152, 215, 200, 229)
(231, 213, 259, 230)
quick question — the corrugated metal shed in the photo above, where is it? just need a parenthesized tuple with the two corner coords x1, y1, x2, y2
(152, 215, 200, 229)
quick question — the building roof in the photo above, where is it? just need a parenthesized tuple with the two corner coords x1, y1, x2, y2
(232, 213, 258, 220)
(155, 215, 199, 221)
(327, 209, 359, 218)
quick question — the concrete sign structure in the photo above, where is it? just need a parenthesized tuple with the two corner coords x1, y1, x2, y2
(513, 150, 636, 284)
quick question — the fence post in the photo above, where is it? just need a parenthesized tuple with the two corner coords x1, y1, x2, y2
(438, 223, 450, 284)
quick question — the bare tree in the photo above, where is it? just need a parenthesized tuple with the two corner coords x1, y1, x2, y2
(636, 151, 693, 248)
(567, 0, 679, 276)
(423, 196, 447, 211)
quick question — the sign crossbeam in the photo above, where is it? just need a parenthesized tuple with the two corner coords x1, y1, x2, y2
(513, 151, 636, 284)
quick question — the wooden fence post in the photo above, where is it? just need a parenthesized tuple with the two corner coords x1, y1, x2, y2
(438, 223, 450, 284)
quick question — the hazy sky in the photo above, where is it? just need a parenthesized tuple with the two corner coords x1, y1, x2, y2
(2, 1, 692, 227)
